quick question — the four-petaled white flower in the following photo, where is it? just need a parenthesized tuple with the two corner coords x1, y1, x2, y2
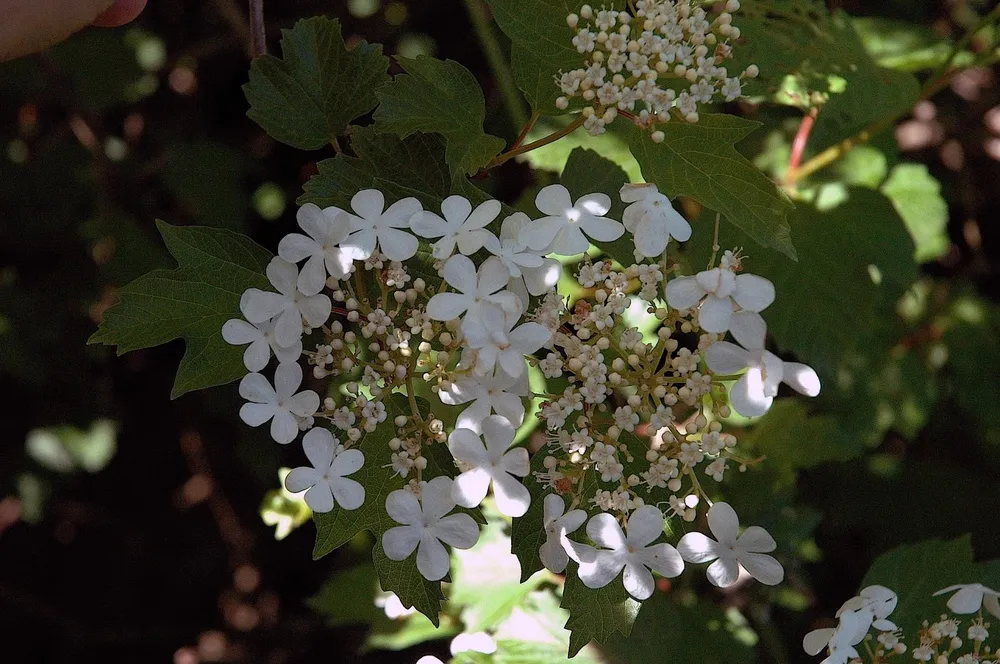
(666, 266, 774, 334)
(438, 368, 529, 433)
(382, 476, 480, 581)
(518, 184, 624, 256)
(620, 183, 692, 258)
(240, 258, 333, 347)
(425, 254, 520, 347)
(277, 203, 354, 295)
(677, 501, 783, 587)
(410, 195, 500, 260)
(238, 362, 320, 444)
(484, 212, 560, 306)
(705, 339, 820, 418)
(934, 584, 1000, 617)
(566, 505, 684, 600)
(222, 310, 302, 373)
(284, 427, 365, 513)
(341, 189, 421, 261)
(448, 415, 530, 517)
(539, 494, 587, 574)
(466, 306, 551, 377)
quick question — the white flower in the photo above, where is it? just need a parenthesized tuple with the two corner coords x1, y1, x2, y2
(450, 632, 497, 656)
(518, 184, 624, 256)
(410, 195, 500, 260)
(438, 368, 529, 433)
(705, 340, 820, 417)
(619, 183, 692, 258)
(677, 501, 783, 587)
(484, 212, 561, 306)
(222, 312, 302, 372)
(382, 476, 480, 581)
(934, 584, 1000, 617)
(240, 258, 332, 347)
(341, 189, 421, 261)
(425, 254, 520, 347)
(665, 266, 774, 334)
(448, 415, 530, 517)
(284, 428, 364, 513)
(466, 306, 551, 377)
(277, 203, 355, 295)
(803, 586, 899, 658)
(539, 494, 587, 574)
(565, 505, 684, 600)
(238, 362, 320, 444)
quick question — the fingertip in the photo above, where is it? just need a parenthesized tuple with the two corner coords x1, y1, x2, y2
(92, 0, 147, 28)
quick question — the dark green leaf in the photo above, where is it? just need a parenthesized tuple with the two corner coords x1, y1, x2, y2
(374, 56, 505, 176)
(88, 222, 272, 398)
(561, 566, 642, 657)
(622, 115, 796, 259)
(741, 400, 845, 473)
(244, 17, 389, 150)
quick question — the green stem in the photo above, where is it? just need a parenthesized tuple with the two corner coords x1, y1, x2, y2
(462, 0, 529, 130)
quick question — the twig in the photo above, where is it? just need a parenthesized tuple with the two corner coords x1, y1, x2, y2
(488, 116, 586, 168)
(462, 0, 527, 130)
(787, 107, 818, 176)
(249, 0, 267, 58)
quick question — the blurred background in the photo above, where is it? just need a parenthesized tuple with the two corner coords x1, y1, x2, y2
(1, 0, 999, 662)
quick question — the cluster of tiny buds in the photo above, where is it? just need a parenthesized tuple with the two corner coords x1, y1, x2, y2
(558, 0, 759, 137)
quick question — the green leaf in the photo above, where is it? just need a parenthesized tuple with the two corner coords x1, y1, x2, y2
(486, 0, 596, 114)
(741, 400, 846, 474)
(312, 394, 448, 625)
(622, 115, 796, 259)
(852, 17, 954, 72)
(299, 127, 453, 211)
(374, 56, 505, 176)
(599, 595, 756, 663)
(880, 163, 950, 263)
(244, 17, 390, 150)
(862, 537, 1000, 637)
(88, 222, 272, 398)
(561, 566, 642, 657)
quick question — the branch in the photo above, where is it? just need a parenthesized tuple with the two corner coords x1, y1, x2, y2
(249, 0, 267, 58)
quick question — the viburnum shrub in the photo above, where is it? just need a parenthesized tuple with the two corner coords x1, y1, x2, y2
(88, 0, 1000, 658)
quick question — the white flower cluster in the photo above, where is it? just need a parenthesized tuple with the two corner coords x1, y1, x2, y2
(805, 584, 1000, 664)
(557, 0, 760, 137)
(222, 179, 817, 588)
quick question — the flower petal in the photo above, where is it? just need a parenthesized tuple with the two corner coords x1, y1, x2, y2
(284, 467, 320, 494)
(706, 556, 740, 588)
(534, 184, 573, 216)
(382, 524, 421, 560)
(440, 195, 472, 225)
(301, 427, 336, 469)
(239, 402, 274, 427)
(239, 372, 274, 403)
(433, 513, 479, 549)
(677, 532, 721, 564)
(944, 585, 986, 614)
(665, 276, 706, 310)
(733, 274, 776, 312)
(522, 259, 562, 296)
(737, 525, 777, 553)
(273, 307, 303, 347)
(578, 550, 626, 589)
(455, 399, 491, 434)
(518, 216, 565, 252)
(477, 257, 512, 296)
(707, 502, 740, 544)
(448, 428, 489, 467)
(698, 294, 734, 333)
(278, 232, 318, 263)
(491, 391, 525, 428)
(491, 472, 530, 517)
(297, 254, 328, 296)
(625, 505, 665, 547)
(580, 214, 624, 242)
(728, 311, 767, 350)
(270, 409, 299, 444)
(351, 189, 384, 220)
(378, 226, 419, 261)
(705, 341, 750, 375)
(443, 254, 478, 293)
(639, 543, 684, 578)
(482, 415, 515, 459)
(241, 289, 285, 323)
(330, 477, 365, 510)
(330, 448, 365, 477)
(223, 319, 262, 345)
(540, 537, 569, 573)
(421, 476, 457, 521)
(729, 370, 771, 417)
(287, 390, 319, 417)
(273, 361, 303, 398)
(416, 531, 451, 581)
(452, 468, 491, 508)
(803, 628, 836, 656)
(587, 512, 627, 550)
(465, 199, 501, 230)
(382, 197, 422, 228)
(623, 560, 655, 600)
(783, 362, 821, 397)
(303, 484, 335, 513)
(385, 489, 422, 526)
(410, 211, 451, 239)
(243, 338, 270, 372)
(739, 552, 784, 585)
(426, 292, 471, 322)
